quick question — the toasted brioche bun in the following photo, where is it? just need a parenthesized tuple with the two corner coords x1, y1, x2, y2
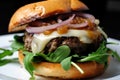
(18, 50, 107, 79)
(8, 0, 88, 32)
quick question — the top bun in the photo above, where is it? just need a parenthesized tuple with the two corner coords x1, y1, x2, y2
(8, 0, 88, 32)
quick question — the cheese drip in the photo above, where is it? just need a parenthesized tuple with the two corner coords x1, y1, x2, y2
(31, 28, 102, 53)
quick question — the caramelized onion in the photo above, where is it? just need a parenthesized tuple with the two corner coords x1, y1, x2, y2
(68, 13, 95, 28)
(26, 14, 75, 33)
(68, 20, 88, 28)
(76, 13, 95, 23)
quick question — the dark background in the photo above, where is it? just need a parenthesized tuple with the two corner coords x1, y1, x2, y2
(0, 0, 120, 40)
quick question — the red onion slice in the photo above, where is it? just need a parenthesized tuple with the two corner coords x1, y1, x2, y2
(26, 14, 75, 33)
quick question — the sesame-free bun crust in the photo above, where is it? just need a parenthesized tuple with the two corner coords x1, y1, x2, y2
(8, 0, 88, 32)
(18, 50, 106, 79)
(33, 62, 105, 79)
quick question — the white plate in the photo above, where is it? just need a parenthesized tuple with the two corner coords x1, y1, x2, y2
(0, 33, 120, 80)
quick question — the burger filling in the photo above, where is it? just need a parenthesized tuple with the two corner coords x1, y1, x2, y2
(24, 30, 104, 56)
(24, 12, 106, 55)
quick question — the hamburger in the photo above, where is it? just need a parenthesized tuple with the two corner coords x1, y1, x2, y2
(8, 0, 110, 79)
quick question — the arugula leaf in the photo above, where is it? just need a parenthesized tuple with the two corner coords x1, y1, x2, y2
(0, 58, 18, 66)
(49, 45, 70, 62)
(29, 77, 35, 80)
(33, 53, 52, 62)
(61, 56, 72, 71)
(0, 48, 18, 66)
(32, 45, 71, 63)
(79, 41, 109, 64)
(0, 48, 13, 59)
(80, 53, 109, 63)
(23, 52, 35, 77)
(11, 40, 24, 51)
(0, 59, 12, 66)
(10, 35, 24, 51)
(0, 35, 24, 66)
(14, 35, 24, 43)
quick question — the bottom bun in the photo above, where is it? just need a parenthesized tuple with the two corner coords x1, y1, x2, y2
(18, 50, 106, 79)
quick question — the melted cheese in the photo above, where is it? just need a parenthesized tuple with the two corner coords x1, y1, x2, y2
(31, 29, 100, 53)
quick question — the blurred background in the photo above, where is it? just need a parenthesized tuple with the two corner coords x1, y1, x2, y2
(0, 0, 120, 40)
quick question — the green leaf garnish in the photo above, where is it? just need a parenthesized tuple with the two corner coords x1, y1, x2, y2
(14, 35, 24, 43)
(79, 41, 109, 64)
(23, 52, 35, 77)
(61, 56, 72, 71)
(33, 53, 52, 62)
(49, 45, 70, 62)
(11, 40, 24, 51)
(32, 45, 71, 63)
(80, 54, 109, 63)
(29, 77, 35, 80)
(0, 35, 24, 66)
(0, 48, 13, 59)
(10, 35, 24, 51)
(0, 58, 18, 66)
